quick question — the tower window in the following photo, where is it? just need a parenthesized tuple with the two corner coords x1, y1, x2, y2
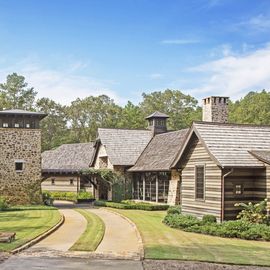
(14, 123, 20, 128)
(3, 123, 8, 128)
(15, 161, 24, 172)
(26, 123, 30, 128)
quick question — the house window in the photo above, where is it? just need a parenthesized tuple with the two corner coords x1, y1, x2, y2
(70, 179, 74, 185)
(51, 178, 55, 185)
(195, 165, 205, 200)
(14, 123, 20, 128)
(15, 161, 24, 172)
(235, 184, 243, 195)
(3, 123, 8, 128)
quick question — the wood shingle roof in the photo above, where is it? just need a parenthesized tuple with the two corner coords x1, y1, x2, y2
(173, 122, 270, 168)
(129, 129, 189, 171)
(42, 142, 95, 173)
(96, 128, 152, 166)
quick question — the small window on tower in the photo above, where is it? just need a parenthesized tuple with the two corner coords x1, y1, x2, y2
(3, 123, 8, 128)
(14, 123, 20, 128)
(15, 161, 24, 172)
(26, 123, 30, 128)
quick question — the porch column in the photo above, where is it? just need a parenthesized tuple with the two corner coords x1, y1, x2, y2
(156, 173, 158, 203)
(143, 174, 145, 201)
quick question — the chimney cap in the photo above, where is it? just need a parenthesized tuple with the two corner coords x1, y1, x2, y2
(145, 111, 169, 120)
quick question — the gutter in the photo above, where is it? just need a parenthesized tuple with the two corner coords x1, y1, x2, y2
(221, 168, 234, 222)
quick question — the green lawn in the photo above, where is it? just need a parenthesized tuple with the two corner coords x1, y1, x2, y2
(0, 206, 61, 252)
(69, 209, 105, 251)
(111, 209, 270, 266)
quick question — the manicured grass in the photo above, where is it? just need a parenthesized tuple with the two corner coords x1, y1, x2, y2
(111, 209, 270, 266)
(0, 206, 61, 252)
(69, 209, 105, 251)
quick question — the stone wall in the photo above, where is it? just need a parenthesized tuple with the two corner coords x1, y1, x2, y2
(202, 96, 228, 123)
(0, 128, 42, 204)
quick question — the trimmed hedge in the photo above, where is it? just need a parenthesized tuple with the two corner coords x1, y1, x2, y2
(43, 191, 93, 202)
(163, 213, 270, 241)
(94, 200, 169, 211)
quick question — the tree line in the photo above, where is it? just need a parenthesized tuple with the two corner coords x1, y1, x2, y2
(0, 73, 269, 151)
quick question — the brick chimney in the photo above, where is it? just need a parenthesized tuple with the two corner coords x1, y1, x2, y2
(202, 96, 229, 123)
(146, 111, 169, 136)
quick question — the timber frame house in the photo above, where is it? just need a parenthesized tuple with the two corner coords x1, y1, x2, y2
(41, 96, 270, 221)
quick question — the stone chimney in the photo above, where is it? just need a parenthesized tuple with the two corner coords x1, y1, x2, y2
(202, 96, 229, 123)
(146, 111, 169, 135)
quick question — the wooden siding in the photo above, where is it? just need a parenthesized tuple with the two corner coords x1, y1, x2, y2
(94, 144, 114, 170)
(180, 134, 222, 221)
(224, 168, 266, 220)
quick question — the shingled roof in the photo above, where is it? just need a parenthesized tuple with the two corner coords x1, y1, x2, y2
(249, 150, 270, 165)
(42, 142, 95, 173)
(129, 129, 189, 172)
(95, 128, 152, 166)
(172, 122, 270, 168)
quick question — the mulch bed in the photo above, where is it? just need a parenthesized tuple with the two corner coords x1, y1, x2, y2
(143, 260, 270, 270)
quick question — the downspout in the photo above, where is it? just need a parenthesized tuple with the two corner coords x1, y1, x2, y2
(221, 168, 234, 222)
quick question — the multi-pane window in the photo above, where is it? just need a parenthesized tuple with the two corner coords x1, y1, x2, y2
(195, 165, 205, 199)
(235, 184, 243, 195)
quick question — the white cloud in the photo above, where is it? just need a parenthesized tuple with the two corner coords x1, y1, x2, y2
(149, 73, 163, 79)
(187, 44, 270, 100)
(161, 39, 200, 45)
(0, 59, 127, 106)
(237, 14, 270, 32)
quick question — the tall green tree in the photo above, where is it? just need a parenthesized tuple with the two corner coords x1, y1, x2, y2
(117, 101, 145, 129)
(0, 73, 37, 110)
(140, 89, 201, 129)
(67, 95, 122, 142)
(229, 90, 270, 124)
(36, 98, 70, 151)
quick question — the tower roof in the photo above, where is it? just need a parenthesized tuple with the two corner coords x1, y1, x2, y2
(0, 109, 47, 119)
(145, 111, 169, 119)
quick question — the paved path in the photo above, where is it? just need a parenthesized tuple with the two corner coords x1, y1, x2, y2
(23, 207, 87, 254)
(88, 208, 142, 259)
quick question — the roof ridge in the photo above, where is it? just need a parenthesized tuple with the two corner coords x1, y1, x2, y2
(194, 121, 270, 128)
(98, 127, 150, 131)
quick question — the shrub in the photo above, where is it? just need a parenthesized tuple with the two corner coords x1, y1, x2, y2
(77, 191, 94, 200)
(167, 206, 182, 215)
(42, 191, 54, 206)
(202, 214, 217, 224)
(163, 213, 270, 241)
(93, 200, 169, 211)
(163, 214, 201, 229)
(0, 196, 9, 210)
(235, 199, 268, 224)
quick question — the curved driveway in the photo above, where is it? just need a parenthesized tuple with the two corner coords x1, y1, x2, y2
(88, 208, 142, 259)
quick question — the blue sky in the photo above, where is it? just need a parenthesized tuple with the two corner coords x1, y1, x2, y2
(0, 0, 270, 105)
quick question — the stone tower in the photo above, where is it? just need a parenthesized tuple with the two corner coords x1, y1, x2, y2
(146, 111, 169, 135)
(0, 109, 46, 204)
(202, 96, 229, 123)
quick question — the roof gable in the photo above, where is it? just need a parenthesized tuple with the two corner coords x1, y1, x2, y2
(172, 122, 270, 168)
(96, 128, 152, 166)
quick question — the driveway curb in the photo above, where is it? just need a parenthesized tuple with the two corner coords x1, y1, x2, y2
(11, 212, 65, 254)
(105, 209, 145, 260)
